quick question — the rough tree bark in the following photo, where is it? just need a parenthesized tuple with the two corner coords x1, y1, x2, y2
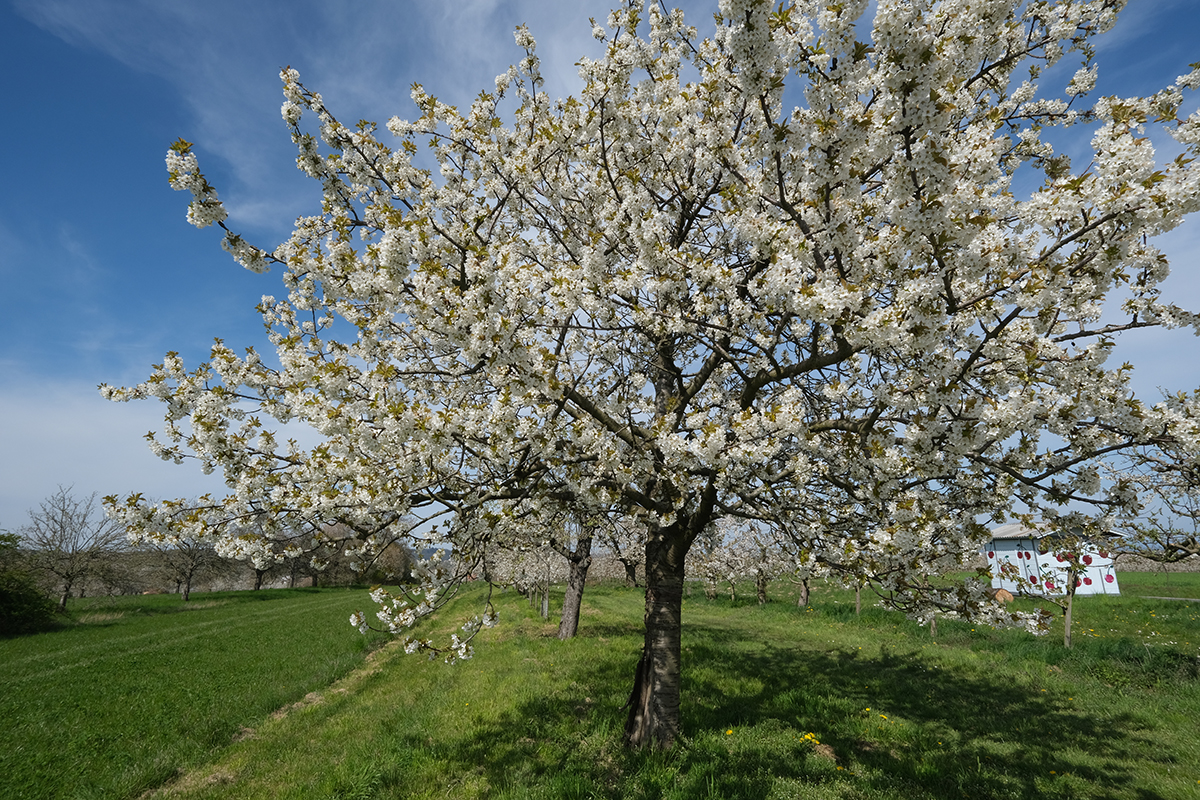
(624, 522, 688, 748)
(555, 535, 593, 640)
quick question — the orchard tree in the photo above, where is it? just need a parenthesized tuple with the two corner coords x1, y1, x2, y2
(104, 0, 1200, 747)
(548, 511, 597, 639)
(131, 499, 224, 600)
(699, 519, 791, 604)
(22, 488, 128, 610)
(1103, 448, 1200, 565)
(598, 513, 644, 587)
(486, 541, 563, 619)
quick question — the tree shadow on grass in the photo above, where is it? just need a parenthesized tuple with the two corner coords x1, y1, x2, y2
(363, 610, 1184, 800)
(680, 628, 1172, 799)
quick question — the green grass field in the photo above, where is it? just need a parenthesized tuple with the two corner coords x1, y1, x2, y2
(2, 574, 1198, 799)
(0, 588, 390, 799)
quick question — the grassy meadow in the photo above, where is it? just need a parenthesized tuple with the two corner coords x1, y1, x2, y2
(2, 574, 1198, 799)
(0, 588, 390, 799)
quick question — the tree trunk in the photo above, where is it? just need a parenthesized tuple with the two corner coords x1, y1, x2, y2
(558, 539, 592, 640)
(182, 574, 192, 602)
(58, 585, 71, 612)
(797, 578, 810, 608)
(540, 586, 550, 619)
(625, 522, 689, 749)
(855, 585, 862, 615)
(1064, 568, 1077, 649)
(756, 571, 768, 605)
(621, 559, 640, 587)
(254, 568, 266, 591)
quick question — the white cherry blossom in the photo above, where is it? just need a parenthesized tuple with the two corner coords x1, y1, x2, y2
(105, 0, 1200, 748)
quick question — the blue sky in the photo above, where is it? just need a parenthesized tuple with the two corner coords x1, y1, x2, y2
(0, 0, 1197, 528)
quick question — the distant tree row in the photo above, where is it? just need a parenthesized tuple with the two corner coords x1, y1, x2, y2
(6, 478, 1198, 642)
(2, 487, 417, 636)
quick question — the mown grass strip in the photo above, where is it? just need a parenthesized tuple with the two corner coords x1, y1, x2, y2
(3, 575, 1198, 799)
(0, 588, 389, 799)
(139, 574, 1200, 800)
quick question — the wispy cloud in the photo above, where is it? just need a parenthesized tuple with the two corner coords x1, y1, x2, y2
(0, 371, 331, 528)
(12, 0, 641, 239)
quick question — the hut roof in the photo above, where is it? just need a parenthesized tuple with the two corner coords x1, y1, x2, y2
(989, 522, 1048, 540)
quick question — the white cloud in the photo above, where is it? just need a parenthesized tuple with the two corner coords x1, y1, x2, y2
(0, 374, 330, 529)
(0, 377, 227, 529)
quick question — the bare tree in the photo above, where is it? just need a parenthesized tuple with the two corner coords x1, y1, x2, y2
(145, 535, 222, 600)
(21, 487, 127, 610)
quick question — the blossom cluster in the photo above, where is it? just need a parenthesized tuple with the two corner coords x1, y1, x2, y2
(108, 0, 1200, 657)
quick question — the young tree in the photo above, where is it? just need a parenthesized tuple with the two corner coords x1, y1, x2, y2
(598, 514, 644, 587)
(688, 522, 735, 600)
(159, 537, 219, 600)
(713, 519, 791, 604)
(485, 541, 563, 618)
(23, 488, 127, 611)
(129, 499, 225, 600)
(105, 1, 1200, 747)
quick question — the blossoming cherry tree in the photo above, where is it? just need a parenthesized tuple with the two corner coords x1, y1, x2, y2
(106, 0, 1200, 747)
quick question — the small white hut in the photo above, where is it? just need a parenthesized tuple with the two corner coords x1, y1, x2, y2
(984, 523, 1120, 597)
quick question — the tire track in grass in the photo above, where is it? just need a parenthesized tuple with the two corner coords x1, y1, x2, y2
(0, 591, 357, 682)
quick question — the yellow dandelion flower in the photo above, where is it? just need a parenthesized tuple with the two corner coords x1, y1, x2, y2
(726, 729, 733, 735)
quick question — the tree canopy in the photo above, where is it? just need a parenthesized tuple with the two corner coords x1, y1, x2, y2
(105, 0, 1200, 747)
